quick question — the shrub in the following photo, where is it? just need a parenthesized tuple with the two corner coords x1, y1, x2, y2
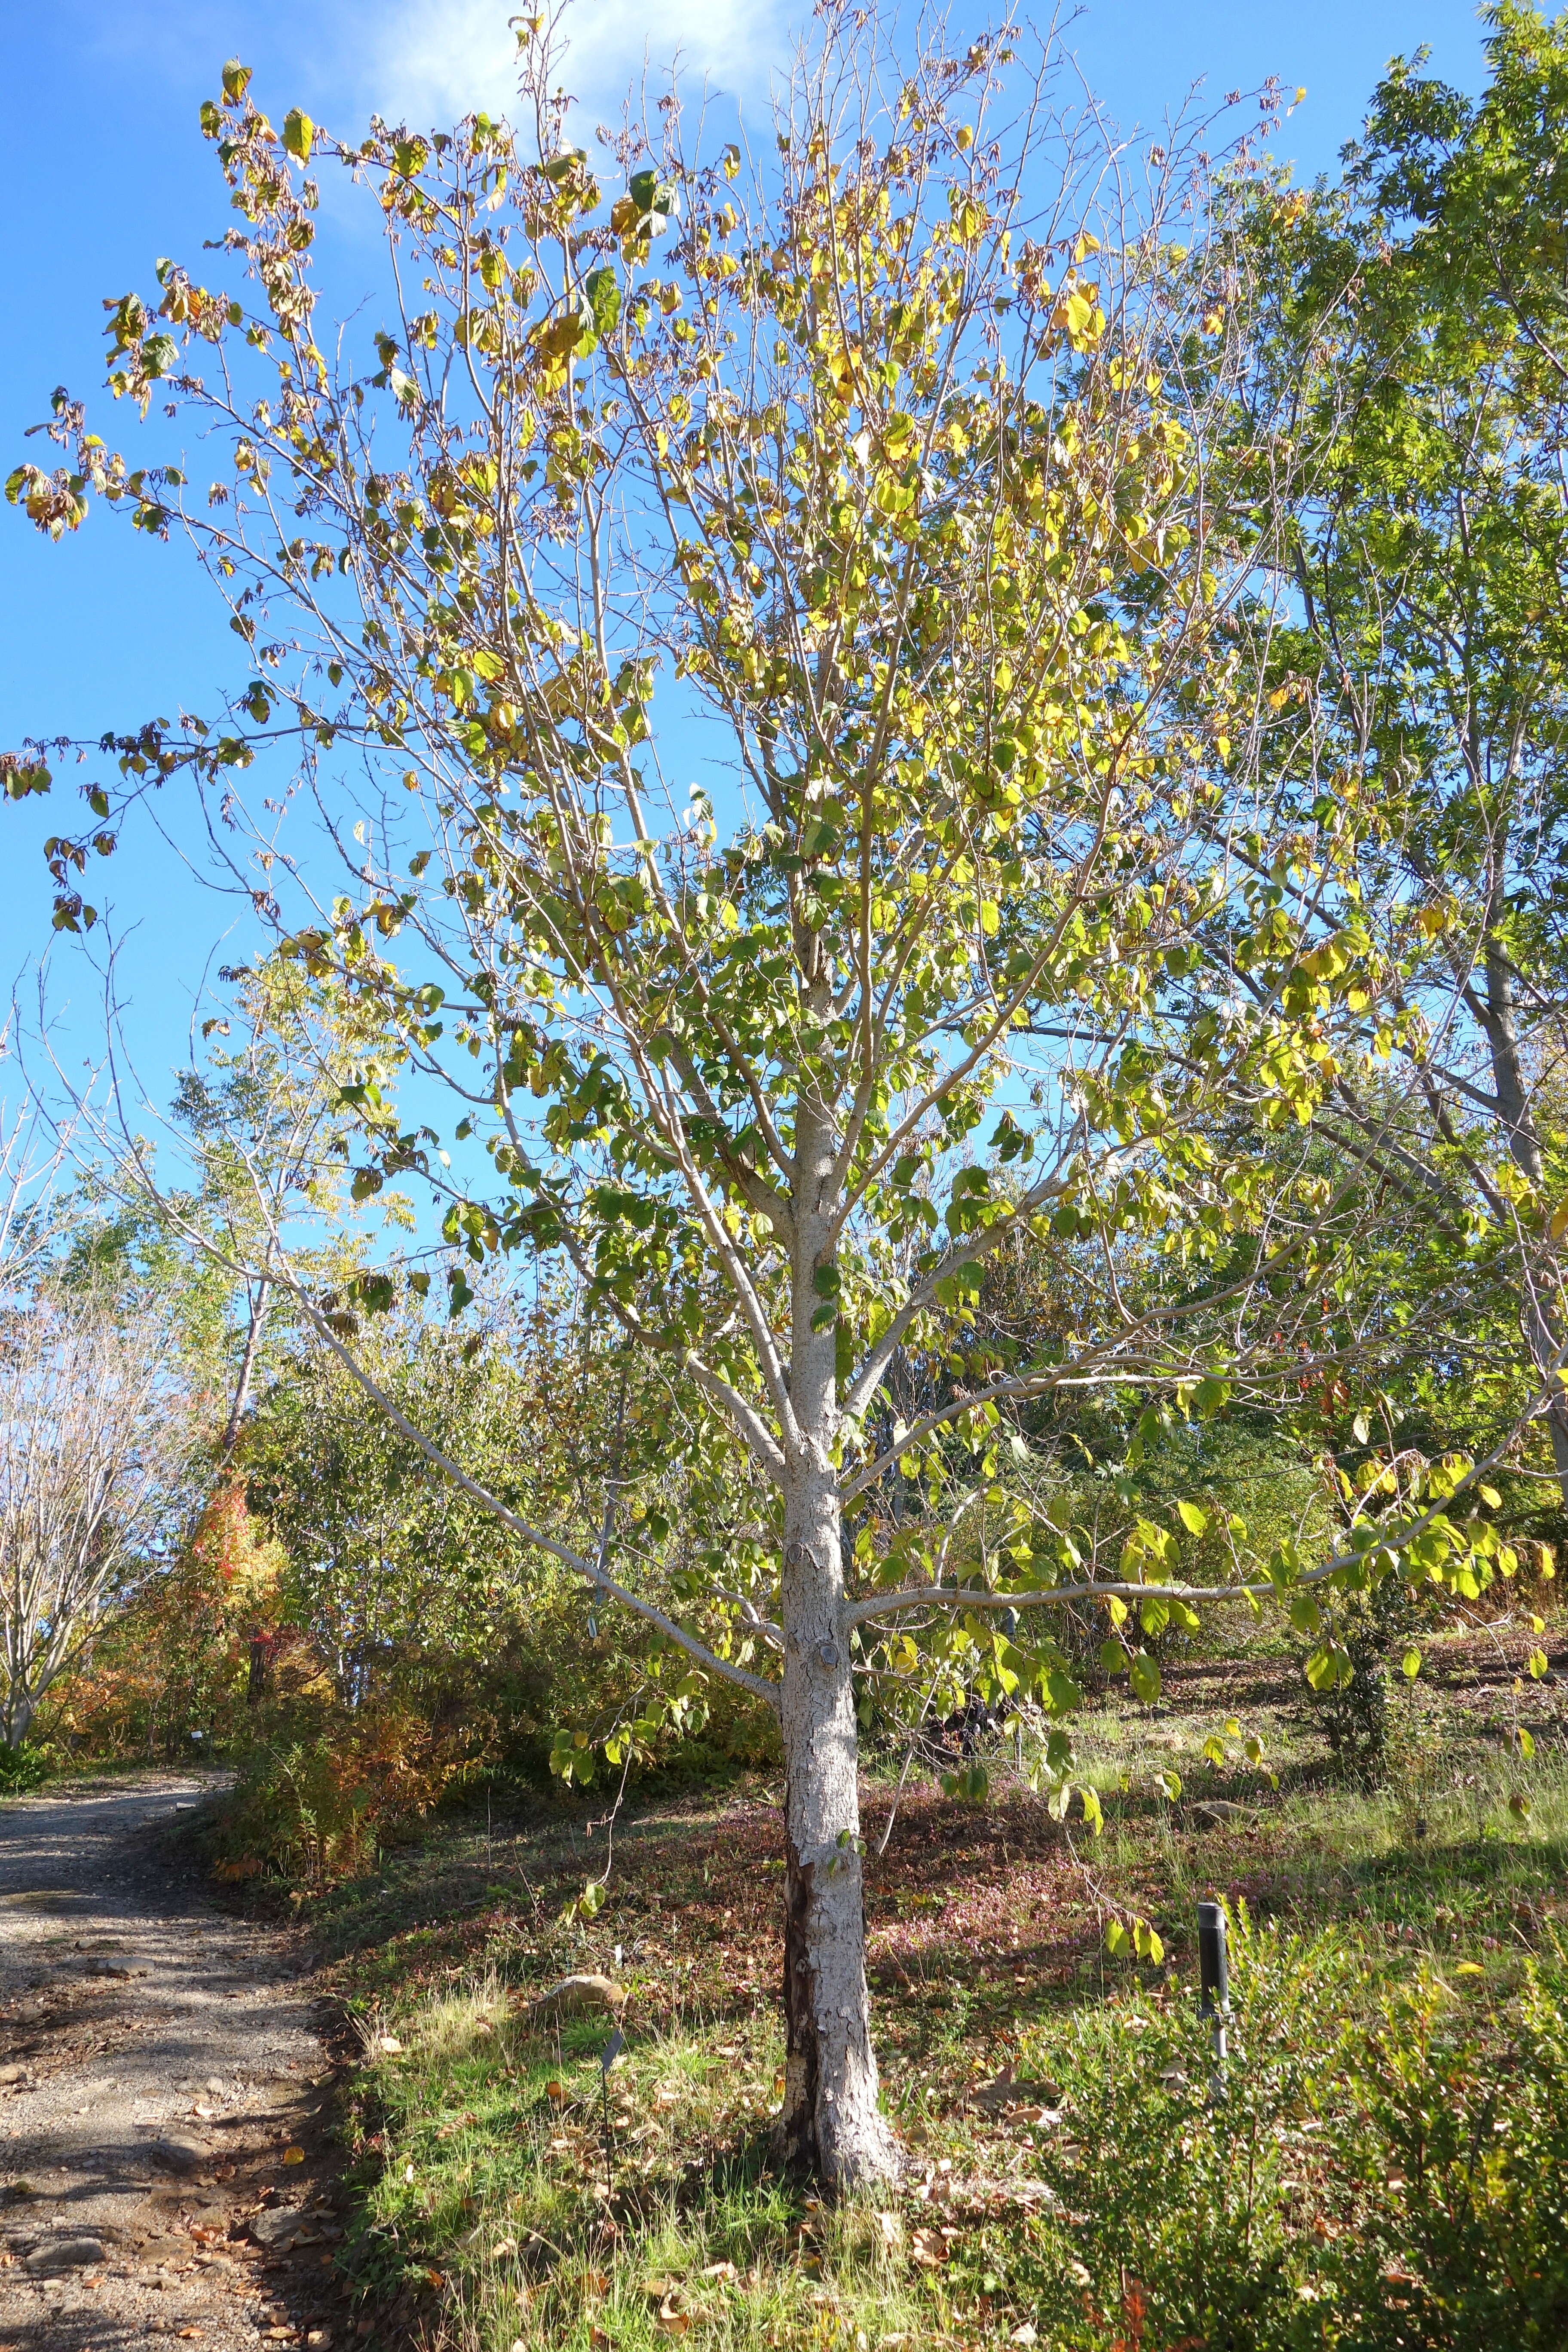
(0, 1744, 49, 1795)
(1004, 1914, 1568, 2350)
(210, 1700, 464, 1885)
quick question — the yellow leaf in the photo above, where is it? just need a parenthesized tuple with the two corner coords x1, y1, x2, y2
(1455, 1962, 1485, 1977)
(282, 2145, 306, 2165)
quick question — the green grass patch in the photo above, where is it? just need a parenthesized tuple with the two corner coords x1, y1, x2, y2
(320, 1679, 1568, 2349)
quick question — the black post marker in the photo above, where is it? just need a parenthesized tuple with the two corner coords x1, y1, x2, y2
(600, 2024, 624, 2204)
(1197, 1901, 1229, 2098)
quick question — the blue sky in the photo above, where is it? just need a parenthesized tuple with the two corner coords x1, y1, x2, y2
(0, 0, 1494, 1108)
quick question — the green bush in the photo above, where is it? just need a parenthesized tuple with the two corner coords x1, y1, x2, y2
(1002, 1913, 1568, 2350)
(0, 1745, 50, 1796)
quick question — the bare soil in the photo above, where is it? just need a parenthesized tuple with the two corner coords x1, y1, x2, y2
(0, 1772, 352, 2351)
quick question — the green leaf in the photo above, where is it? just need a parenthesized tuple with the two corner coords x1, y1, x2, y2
(1157, 1768, 1181, 1801)
(628, 168, 676, 216)
(585, 266, 620, 336)
(1128, 1651, 1161, 1706)
(1176, 1499, 1208, 1536)
(1401, 1646, 1422, 1681)
(1527, 1647, 1549, 1680)
(1044, 1669, 1083, 1714)
(1078, 1784, 1103, 1835)
(1105, 1917, 1129, 1956)
(221, 58, 251, 100)
(1290, 1592, 1323, 1636)
(1304, 1643, 1350, 1692)
(283, 108, 314, 164)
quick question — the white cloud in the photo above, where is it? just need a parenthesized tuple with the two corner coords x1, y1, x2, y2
(365, 0, 790, 133)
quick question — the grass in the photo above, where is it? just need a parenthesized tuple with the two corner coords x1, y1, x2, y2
(308, 1632, 1568, 2350)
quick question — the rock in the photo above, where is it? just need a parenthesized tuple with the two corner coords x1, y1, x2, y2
(966, 2069, 1064, 2113)
(251, 2204, 318, 2249)
(84, 1960, 133, 1978)
(25, 2234, 106, 2273)
(525, 1973, 627, 2017)
(0, 2064, 27, 2084)
(205, 2075, 227, 2095)
(148, 2135, 209, 2176)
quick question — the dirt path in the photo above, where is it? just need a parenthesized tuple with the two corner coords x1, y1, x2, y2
(0, 1773, 351, 2350)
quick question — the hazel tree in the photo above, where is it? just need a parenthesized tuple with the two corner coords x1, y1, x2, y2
(5, 9, 1528, 2182)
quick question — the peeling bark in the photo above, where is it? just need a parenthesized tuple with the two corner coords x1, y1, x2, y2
(771, 1090, 900, 2188)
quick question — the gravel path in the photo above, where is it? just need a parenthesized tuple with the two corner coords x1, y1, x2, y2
(0, 1773, 351, 2350)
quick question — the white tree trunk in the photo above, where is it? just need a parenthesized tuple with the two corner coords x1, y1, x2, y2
(1483, 937, 1568, 1509)
(773, 1096, 900, 2187)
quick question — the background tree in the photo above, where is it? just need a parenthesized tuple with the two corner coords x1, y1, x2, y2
(1230, 0, 1568, 1509)
(0, 1283, 196, 1746)
(5, 7, 1525, 2182)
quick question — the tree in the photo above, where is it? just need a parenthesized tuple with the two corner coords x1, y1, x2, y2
(5, 8, 1522, 2182)
(0, 1284, 195, 1746)
(1229, 0, 1568, 1505)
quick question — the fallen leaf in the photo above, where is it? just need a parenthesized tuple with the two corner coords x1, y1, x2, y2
(1011, 2327, 1038, 2346)
(377, 2035, 403, 2055)
(701, 2259, 738, 2281)
(591, 2334, 609, 2350)
(910, 2227, 949, 2269)
(584, 2269, 609, 2295)
(544, 2079, 567, 2104)
(191, 2104, 216, 2120)
(282, 2147, 306, 2165)
(657, 2302, 691, 2337)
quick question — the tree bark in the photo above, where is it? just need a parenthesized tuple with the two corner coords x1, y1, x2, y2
(773, 1094, 900, 2188)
